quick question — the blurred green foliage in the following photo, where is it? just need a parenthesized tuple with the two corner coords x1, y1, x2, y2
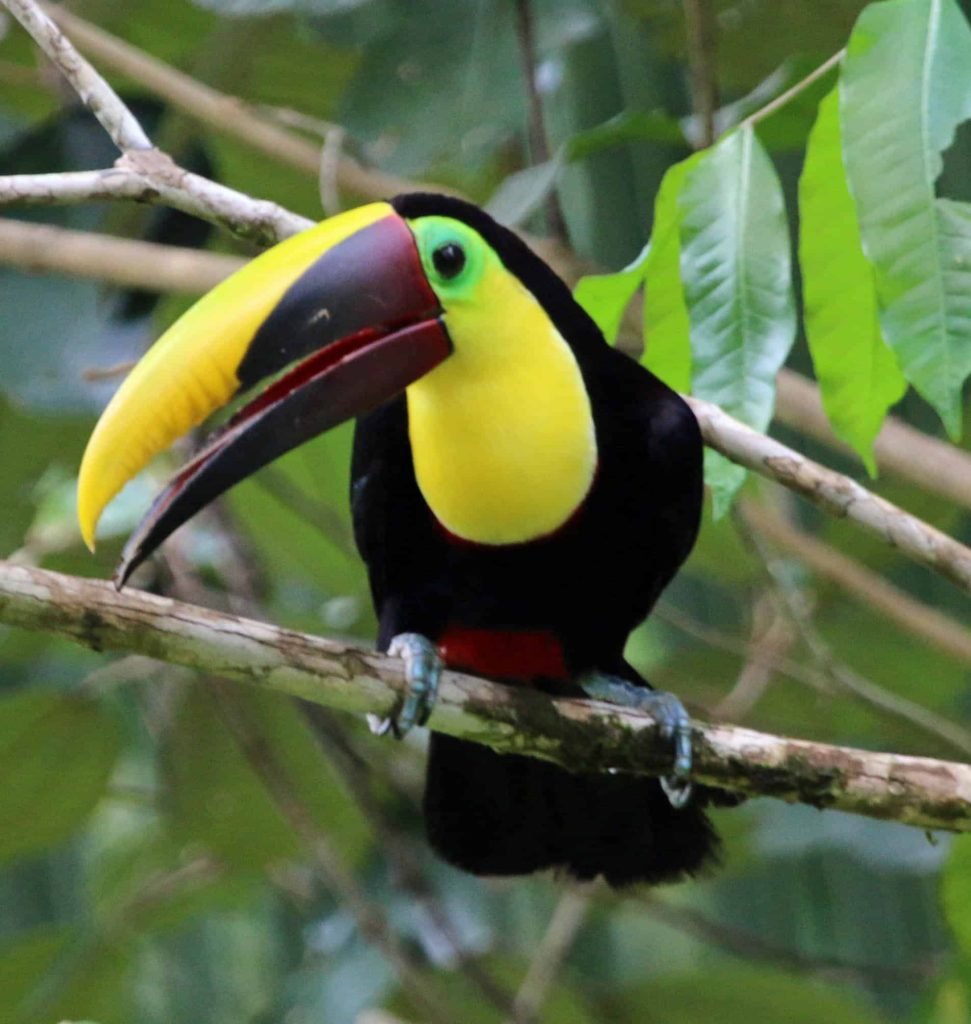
(0, 0, 970, 1022)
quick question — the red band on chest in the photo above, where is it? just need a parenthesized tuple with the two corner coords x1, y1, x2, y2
(438, 625, 569, 682)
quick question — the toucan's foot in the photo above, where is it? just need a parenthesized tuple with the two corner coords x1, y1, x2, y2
(579, 673, 694, 809)
(368, 632, 443, 739)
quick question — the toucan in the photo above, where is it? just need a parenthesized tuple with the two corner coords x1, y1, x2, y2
(77, 194, 719, 886)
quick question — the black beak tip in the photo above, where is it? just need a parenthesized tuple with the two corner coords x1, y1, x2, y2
(113, 541, 142, 591)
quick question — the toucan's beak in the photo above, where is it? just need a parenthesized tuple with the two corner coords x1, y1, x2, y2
(77, 201, 450, 587)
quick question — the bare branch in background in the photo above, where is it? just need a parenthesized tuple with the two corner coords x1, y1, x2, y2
(641, 893, 942, 984)
(743, 499, 971, 669)
(0, 216, 243, 291)
(740, 49, 844, 130)
(661, 593, 971, 759)
(42, 2, 439, 202)
(304, 707, 517, 1016)
(776, 369, 971, 512)
(319, 124, 346, 215)
(512, 0, 568, 241)
(686, 395, 971, 595)
(3, 0, 151, 151)
(681, 0, 719, 148)
(715, 591, 795, 721)
(0, 1, 310, 244)
(734, 503, 971, 758)
(3, 560, 971, 833)
(507, 887, 593, 1024)
(211, 680, 462, 1024)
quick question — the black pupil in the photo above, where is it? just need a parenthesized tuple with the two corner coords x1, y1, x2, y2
(432, 242, 466, 280)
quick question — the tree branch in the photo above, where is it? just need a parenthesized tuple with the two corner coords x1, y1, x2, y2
(681, 0, 719, 149)
(2, 560, 970, 832)
(776, 368, 971, 512)
(211, 680, 461, 1024)
(686, 395, 971, 595)
(734, 503, 971, 758)
(743, 499, 971, 669)
(3, 186, 968, 606)
(639, 893, 940, 984)
(0, 216, 243, 291)
(0, 163, 310, 246)
(512, 0, 568, 241)
(507, 886, 592, 1024)
(41, 2, 452, 203)
(3, 0, 151, 151)
(0, 0, 311, 246)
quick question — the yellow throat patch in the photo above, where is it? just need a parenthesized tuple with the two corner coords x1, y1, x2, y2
(405, 254, 597, 546)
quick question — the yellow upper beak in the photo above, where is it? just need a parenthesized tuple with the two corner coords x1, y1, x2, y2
(77, 202, 393, 551)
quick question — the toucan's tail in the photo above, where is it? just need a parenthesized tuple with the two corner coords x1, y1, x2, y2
(423, 733, 719, 887)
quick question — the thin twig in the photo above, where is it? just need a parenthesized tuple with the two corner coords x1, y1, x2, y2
(42, 2, 453, 202)
(659, 599, 971, 759)
(17, 852, 222, 1020)
(736, 504, 971, 758)
(0, 159, 309, 253)
(715, 591, 795, 721)
(256, 103, 340, 139)
(681, 0, 719, 148)
(507, 886, 593, 1024)
(0, 216, 243, 291)
(686, 395, 971, 596)
(4, 561, 971, 832)
(254, 469, 357, 559)
(640, 894, 941, 984)
(211, 680, 460, 1024)
(319, 125, 346, 215)
(744, 499, 971, 668)
(739, 49, 844, 131)
(3, 0, 151, 151)
(776, 369, 971, 513)
(512, 0, 568, 241)
(303, 708, 516, 1016)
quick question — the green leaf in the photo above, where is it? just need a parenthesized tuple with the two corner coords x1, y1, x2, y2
(0, 925, 72, 1020)
(31, 937, 133, 1024)
(679, 127, 796, 514)
(165, 687, 370, 872)
(942, 834, 971, 956)
(337, 0, 523, 177)
(799, 88, 907, 474)
(486, 153, 566, 229)
(0, 691, 120, 863)
(573, 242, 650, 345)
(567, 110, 685, 162)
(840, 0, 971, 438)
(620, 966, 889, 1024)
(642, 154, 704, 393)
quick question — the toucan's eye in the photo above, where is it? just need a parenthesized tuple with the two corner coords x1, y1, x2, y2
(432, 242, 466, 280)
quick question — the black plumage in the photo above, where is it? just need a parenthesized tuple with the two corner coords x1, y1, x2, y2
(350, 194, 718, 886)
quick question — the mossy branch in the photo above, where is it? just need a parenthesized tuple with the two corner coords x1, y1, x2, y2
(2, 560, 969, 832)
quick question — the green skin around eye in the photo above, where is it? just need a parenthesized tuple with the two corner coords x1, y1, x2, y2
(409, 216, 488, 302)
